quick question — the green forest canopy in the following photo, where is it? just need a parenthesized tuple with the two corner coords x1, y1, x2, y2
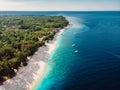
(0, 15, 69, 82)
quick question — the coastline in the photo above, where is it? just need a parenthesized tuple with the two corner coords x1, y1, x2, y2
(0, 25, 69, 90)
(29, 25, 68, 90)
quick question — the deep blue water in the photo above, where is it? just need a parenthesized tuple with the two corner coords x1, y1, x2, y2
(1, 11, 120, 90)
(34, 11, 120, 90)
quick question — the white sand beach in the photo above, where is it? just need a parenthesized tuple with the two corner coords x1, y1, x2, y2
(0, 26, 69, 90)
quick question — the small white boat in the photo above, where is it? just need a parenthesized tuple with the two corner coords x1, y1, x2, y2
(72, 44, 75, 47)
(75, 50, 78, 53)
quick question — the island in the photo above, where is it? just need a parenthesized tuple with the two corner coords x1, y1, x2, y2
(0, 15, 69, 84)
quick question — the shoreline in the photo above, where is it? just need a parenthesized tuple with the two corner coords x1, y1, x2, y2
(0, 25, 70, 90)
(30, 25, 68, 90)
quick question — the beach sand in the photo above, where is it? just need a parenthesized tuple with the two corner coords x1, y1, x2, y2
(0, 26, 69, 90)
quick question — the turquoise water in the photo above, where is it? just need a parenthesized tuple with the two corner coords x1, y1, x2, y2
(34, 18, 81, 90)
(1, 11, 120, 90)
(33, 12, 120, 90)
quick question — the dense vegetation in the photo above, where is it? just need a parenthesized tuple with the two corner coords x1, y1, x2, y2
(0, 15, 68, 83)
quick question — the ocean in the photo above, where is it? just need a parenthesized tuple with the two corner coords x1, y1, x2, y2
(1, 11, 120, 90)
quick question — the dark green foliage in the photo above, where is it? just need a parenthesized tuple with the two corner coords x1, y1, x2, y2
(0, 15, 68, 82)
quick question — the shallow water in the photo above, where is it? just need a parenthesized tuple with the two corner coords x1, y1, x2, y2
(34, 11, 120, 90)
